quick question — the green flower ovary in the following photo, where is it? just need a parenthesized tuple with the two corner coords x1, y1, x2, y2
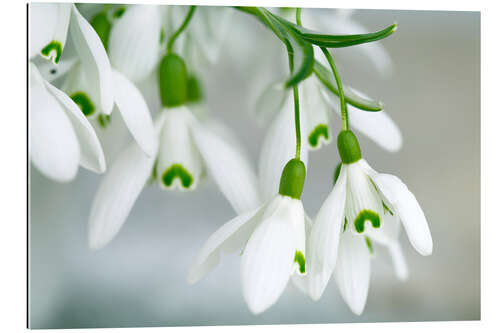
(162, 164, 193, 189)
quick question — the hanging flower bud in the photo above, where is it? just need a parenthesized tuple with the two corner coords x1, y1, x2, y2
(159, 53, 188, 107)
(278, 158, 306, 199)
(187, 75, 203, 103)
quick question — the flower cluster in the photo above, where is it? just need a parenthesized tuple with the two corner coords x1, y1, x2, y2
(29, 4, 432, 317)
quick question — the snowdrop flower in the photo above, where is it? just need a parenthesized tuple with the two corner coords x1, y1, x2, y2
(255, 72, 401, 153)
(188, 158, 308, 314)
(29, 63, 105, 181)
(307, 130, 433, 314)
(89, 50, 260, 249)
(59, 5, 158, 156)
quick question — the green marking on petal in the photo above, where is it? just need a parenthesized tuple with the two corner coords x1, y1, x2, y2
(97, 114, 111, 128)
(70, 92, 95, 117)
(41, 40, 62, 64)
(160, 28, 165, 44)
(365, 236, 374, 254)
(354, 209, 381, 233)
(113, 7, 126, 18)
(308, 124, 329, 148)
(162, 164, 193, 188)
(294, 251, 306, 274)
(343, 218, 348, 232)
(382, 201, 394, 216)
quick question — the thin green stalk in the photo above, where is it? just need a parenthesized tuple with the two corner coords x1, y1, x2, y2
(167, 6, 196, 53)
(321, 47, 349, 130)
(295, 8, 302, 26)
(288, 44, 301, 160)
(292, 7, 302, 159)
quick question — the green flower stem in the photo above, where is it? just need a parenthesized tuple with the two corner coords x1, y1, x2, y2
(290, 7, 303, 160)
(295, 8, 302, 27)
(167, 6, 196, 53)
(320, 47, 349, 130)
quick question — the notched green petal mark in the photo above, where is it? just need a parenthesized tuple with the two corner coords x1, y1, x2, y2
(162, 164, 193, 188)
(365, 237, 374, 254)
(41, 41, 63, 64)
(294, 250, 306, 274)
(308, 124, 329, 148)
(70, 92, 95, 117)
(354, 210, 380, 233)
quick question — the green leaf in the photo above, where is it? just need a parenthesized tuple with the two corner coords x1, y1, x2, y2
(273, 14, 397, 48)
(235, 7, 314, 87)
(313, 61, 384, 111)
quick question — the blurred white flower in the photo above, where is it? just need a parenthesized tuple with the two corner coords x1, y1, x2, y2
(255, 74, 401, 153)
(88, 107, 260, 249)
(29, 63, 105, 182)
(306, 132, 432, 314)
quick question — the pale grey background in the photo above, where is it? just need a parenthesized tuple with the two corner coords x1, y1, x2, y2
(29, 7, 480, 328)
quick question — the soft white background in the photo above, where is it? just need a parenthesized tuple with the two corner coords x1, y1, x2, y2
(2, 2, 497, 329)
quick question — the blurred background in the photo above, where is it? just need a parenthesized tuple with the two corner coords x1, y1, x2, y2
(29, 5, 480, 328)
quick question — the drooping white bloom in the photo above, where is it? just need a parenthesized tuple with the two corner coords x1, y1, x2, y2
(88, 107, 260, 249)
(31, 3, 157, 157)
(255, 73, 401, 153)
(307, 134, 432, 314)
(188, 193, 306, 314)
(189, 93, 310, 314)
(29, 63, 105, 182)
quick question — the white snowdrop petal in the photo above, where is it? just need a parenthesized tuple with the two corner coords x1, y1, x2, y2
(258, 96, 308, 202)
(334, 232, 371, 315)
(308, 166, 347, 300)
(44, 79, 106, 173)
(387, 241, 409, 281)
(187, 206, 264, 285)
(191, 119, 261, 214)
(108, 5, 163, 82)
(345, 161, 384, 235)
(371, 173, 433, 256)
(302, 77, 332, 150)
(88, 142, 156, 250)
(189, 6, 232, 66)
(69, 4, 114, 114)
(30, 3, 71, 63)
(322, 88, 402, 153)
(156, 108, 204, 191)
(34, 56, 78, 83)
(112, 69, 156, 157)
(30, 64, 79, 182)
(241, 197, 298, 314)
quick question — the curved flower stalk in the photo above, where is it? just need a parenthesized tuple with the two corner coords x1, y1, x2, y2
(307, 130, 432, 314)
(29, 63, 105, 182)
(88, 108, 260, 249)
(258, 94, 309, 201)
(301, 8, 393, 76)
(188, 158, 308, 314)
